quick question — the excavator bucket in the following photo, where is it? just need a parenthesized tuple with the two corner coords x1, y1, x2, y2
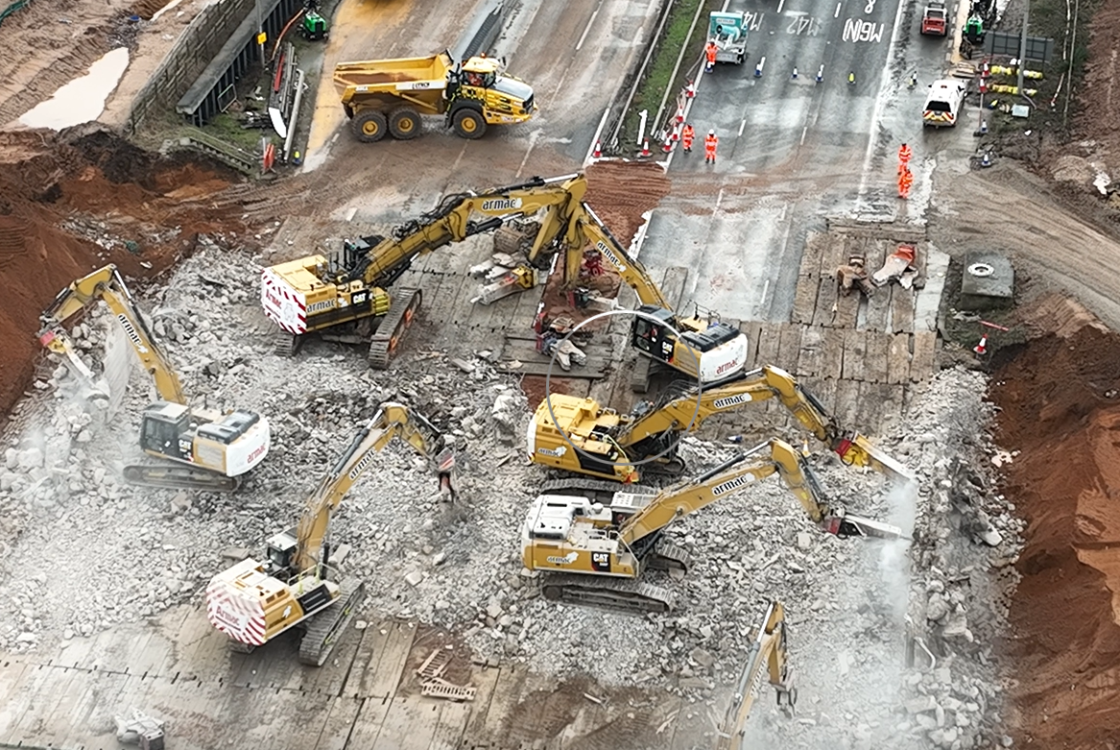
(822, 512, 907, 540)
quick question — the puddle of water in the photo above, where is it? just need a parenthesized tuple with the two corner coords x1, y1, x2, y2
(18, 47, 130, 130)
(150, 0, 186, 22)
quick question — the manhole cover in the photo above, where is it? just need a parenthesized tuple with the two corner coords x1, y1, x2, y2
(967, 263, 994, 277)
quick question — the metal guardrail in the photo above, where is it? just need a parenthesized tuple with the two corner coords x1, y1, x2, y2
(0, 0, 30, 27)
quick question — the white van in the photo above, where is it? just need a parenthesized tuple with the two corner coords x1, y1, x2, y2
(923, 79, 966, 127)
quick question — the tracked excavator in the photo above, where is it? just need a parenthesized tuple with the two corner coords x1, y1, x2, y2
(714, 601, 797, 748)
(263, 173, 748, 383)
(521, 438, 904, 614)
(529, 365, 912, 484)
(206, 402, 455, 665)
(38, 265, 270, 492)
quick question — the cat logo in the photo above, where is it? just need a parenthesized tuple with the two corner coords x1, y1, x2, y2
(546, 551, 579, 566)
(590, 551, 611, 572)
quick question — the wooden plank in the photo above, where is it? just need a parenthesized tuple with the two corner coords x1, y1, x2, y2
(911, 332, 938, 381)
(738, 320, 763, 370)
(840, 329, 866, 381)
(366, 621, 418, 699)
(791, 275, 820, 325)
(820, 329, 845, 380)
(661, 266, 690, 309)
(755, 323, 781, 367)
(799, 231, 826, 277)
(460, 665, 502, 743)
(428, 699, 471, 750)
(863, 240, 891, 332)
(853, 381, 883, 434)
(314, 696, 364, 750)
(864, 331, 891, 384)
(797, 325, 824, 378)
(776, 324, 803, 374)
(498, 362, 606, 379)
(834, 379, 863, 433)
(479, 666, 528, 738)
(37, 668, 90, 747)
(342, 695, 393, 748)
(887, 333, 911, 385)
(889, 284, 915, 333)
(802, 377, 837, 418)
(811, 271, 839, 327)
(2, 663, 54, 741)
(871, 383, 907, 436)
(344, 622, 393, 698)
(376, 696, 439, 750)
(62, 671, 132, 749)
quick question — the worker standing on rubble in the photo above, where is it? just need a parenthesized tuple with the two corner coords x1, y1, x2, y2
(704, 130, 718, 165)
(681, 123, 695, 153)
(705, 41, 718, 72)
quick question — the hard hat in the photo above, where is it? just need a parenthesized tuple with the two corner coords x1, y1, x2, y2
(709, 129, 715, 135)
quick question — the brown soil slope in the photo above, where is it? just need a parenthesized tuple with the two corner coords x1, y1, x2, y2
(991, 321, 1120, 747)
(0, 129, 244, 416)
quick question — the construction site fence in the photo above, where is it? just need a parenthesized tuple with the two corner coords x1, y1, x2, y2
(0, 0, 30, 28)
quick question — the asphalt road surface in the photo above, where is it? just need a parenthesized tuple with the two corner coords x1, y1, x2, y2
(638, 0, 970, 322)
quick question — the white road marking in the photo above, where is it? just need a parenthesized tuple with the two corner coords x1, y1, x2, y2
(856, 0, 907, 203)
(738, 118, 746, 136)
(515, 130, 540, 178)
(576, 3, 602, 52)
(778, 0, 786, 13)
(450, 142, 468, 173)
(714, 188, 725, 213)
(583, 105, 612, 166)
(835, 2, 842, 17)
(761, 278, 771, 308)
(800, 125, 808, 144)
(722, 0, 731, 11)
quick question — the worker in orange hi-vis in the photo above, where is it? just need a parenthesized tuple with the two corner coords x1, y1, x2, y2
(704, 129, 718, 165)
(898, 167, 913, 199)
(681, 123, 695, 153)
(705, 41, 718, 72)
(898, 142, 912, 174)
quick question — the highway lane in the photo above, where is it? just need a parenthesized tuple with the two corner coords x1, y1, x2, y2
(638, 0, 963, 322)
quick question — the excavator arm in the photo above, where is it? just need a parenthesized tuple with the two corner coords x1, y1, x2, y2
(291, 402, 455, 573)
(618, 365, 913, 483)
(38, 264, 186, 404)
(618, 438, 904, 551)
(347, 174, 589, 290)
(714, 601, 796, 749)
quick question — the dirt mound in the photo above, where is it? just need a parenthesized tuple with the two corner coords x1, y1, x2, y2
(991, 321, 1120, 746)
(0, 128, 246, 417)
(585, 160, 671, 252)
(1074, 0, 1120, 175)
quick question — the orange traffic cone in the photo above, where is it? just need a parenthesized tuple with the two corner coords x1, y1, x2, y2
(640, 139, 651, 157)
(592, 140, 601, 158)
(685, 80, 696, 98)
(974, 334, 988, 355)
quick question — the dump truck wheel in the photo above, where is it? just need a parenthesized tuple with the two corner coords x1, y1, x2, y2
(353, 110, 387, 143)
(389, 106, 421, 140)
(452, 108, 487, 140)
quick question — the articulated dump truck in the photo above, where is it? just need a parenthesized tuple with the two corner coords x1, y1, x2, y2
(333, 50, 538, 143)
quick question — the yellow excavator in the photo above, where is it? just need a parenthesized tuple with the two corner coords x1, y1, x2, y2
(205, 402, 454, 666)
(714, 601, 797, 749)
(38, 265, 270, 492)
(521, 437, 904, 614)
(262, 172, 748, 383)
(529, 364, 912, 484)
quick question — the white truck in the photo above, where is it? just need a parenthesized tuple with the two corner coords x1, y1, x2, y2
(923, 79, 966, 127)
(708, 11, 747, 65)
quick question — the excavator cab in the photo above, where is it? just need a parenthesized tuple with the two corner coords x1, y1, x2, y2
(630, 307, 676, 360)
(140, 402, 195, 462)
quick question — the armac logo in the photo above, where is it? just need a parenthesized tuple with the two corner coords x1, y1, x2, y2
(307, 299, 334, 314)
(712, 475, 752, 495)
(347, 451, 378, 480)
(246, 444, 267, 465)
(713, 393, 750, 409)
(595, 240, 626, 272)
(715, 358, 741, 376)
(482, 197, 522, 211)
(116, 314, 148, 354)
(536, 446, 567, 458)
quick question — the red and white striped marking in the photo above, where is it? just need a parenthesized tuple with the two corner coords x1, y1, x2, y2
(260, 268, 307, 335)
(206, 580, 267, 645)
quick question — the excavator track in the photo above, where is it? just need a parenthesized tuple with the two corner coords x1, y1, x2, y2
(540, 574, 676, 615)
(123, 463, 242, 492)
(368, 288, 422, 370)
(540, 477, 629, 497)
(647, 540, 690, 573)
(298, 578, 365, 667)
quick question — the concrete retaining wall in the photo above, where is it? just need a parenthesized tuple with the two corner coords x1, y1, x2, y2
(125, 0, 258, 134)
